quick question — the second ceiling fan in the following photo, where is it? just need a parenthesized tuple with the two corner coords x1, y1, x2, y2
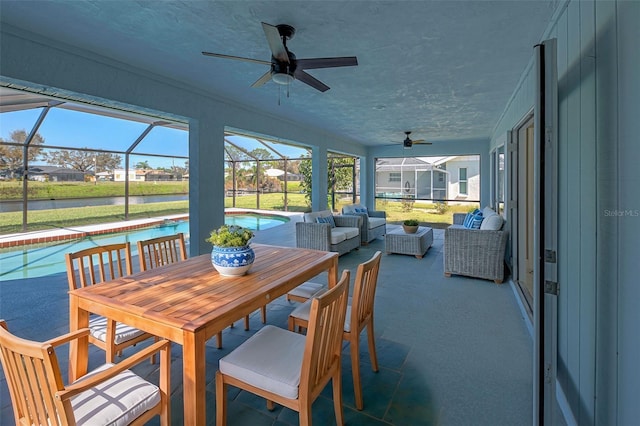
(398, 131, 431, 149)
(202, 22, 358, 92)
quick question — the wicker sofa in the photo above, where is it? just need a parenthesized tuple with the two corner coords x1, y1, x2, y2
(295, 210, 361, 256)
(341, 204, 387, 244)
(443, 207, 508, 284)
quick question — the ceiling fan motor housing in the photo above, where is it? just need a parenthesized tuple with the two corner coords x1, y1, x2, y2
(271, 50, 297, 80)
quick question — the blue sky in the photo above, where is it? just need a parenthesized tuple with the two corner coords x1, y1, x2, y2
(1, 107, 308, 169)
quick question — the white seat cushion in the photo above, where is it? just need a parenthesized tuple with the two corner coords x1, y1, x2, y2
(288, 281, 326, 300)
(339, 226, 360, 240)
(368, 217, 386, 229)
(219, 325, 306, 399)
(329, 229, 347, 244)
(290, 299, 352, 332)
(89, 315, 147, 345)
(71, 363, 160, 426)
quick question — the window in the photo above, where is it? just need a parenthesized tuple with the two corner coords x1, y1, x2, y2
(389, 172, 401, 182)
(459, 168, 468, 195)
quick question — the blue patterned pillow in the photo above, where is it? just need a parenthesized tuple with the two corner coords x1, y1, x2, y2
(316, 215, 336, 228)
(354, 207, 369, 215)
(463, 213, 474, 228)
(464, 211, 484, 229)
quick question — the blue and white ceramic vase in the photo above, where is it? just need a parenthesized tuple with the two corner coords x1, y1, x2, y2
(211, 245, 255, 277)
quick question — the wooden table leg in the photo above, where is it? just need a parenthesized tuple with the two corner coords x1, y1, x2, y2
(327, 255, 339, 288)
(183, 331, 207, 425)
(68, 296, 89, 382)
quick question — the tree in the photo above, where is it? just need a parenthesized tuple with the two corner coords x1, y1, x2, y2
(135, 160, 151, 169)
(299, 156, 354, 207)
(44, 149, 121, 172)
(0, 129, 46, 176)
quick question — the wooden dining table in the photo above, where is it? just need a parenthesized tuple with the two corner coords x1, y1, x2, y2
(68, 243, 339, 425)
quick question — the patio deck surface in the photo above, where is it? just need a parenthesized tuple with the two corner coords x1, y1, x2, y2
(0, 217, 535, 425)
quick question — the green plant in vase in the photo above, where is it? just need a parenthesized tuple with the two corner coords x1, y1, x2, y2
(402, 219, 419, 234)
(207, 225, 255, 276)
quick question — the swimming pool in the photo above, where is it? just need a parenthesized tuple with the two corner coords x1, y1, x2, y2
(0, 213, 289, 281)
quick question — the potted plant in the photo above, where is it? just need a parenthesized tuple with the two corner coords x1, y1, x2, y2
(207, 225, 255, 276)
(402, 219, 420, 234)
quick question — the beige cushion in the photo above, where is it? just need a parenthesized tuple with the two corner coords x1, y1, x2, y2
(482, 206, 497, 218)
(342, 204, 365, 215)
(303, 210, 332, 223)
(329, 229, 347, 244)
(71, 363, 160, 426)
(368, 217, 386, 229)
(480, 213, 504, 231)
(89, 315, 147, 345)
(290, 298, 353, 332)
(288, 282, 326, 300)
(330, 227, 359, 244)
(219, 325, 306, 399)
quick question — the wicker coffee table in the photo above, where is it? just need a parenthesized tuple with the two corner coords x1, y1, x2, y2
(385, 226, 433, 258)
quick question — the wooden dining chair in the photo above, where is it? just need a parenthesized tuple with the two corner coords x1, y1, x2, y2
(137, 232, 188, 271)
(0, 320, 171, 426)
(286, 280, 326, 303)
(216, 270, 351, 426)
(288, 251, 382, 410)
(136, 233, 228, 348)
(65, 242, 158, 363)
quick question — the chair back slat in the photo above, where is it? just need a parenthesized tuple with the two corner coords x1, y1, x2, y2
(65, 243, 133, 290)
(0, 321, 65, 426)
(351, 251, 382, 331)
(300, 270, 350, 399)
(137, 233, 187, 271)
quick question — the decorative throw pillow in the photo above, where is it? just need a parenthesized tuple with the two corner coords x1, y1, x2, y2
(464, 212, 483, 229)
(470, 212, 484, 229)
(316, 215, 336, 228)
(354, 207, 369, 215)
(480, 213, 504, 231)
(463, 213, 475, 228)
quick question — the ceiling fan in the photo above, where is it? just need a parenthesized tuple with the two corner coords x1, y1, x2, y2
(202, 22, 358, 92)
(398, 131, 431, 149)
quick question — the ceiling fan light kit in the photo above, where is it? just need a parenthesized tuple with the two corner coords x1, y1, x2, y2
(272, 72, 294, 85)
(202, 22, 358, 93)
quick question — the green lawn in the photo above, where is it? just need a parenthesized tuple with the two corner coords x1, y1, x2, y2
(0, 180, 189, 200)
(0, 184, 478, 234)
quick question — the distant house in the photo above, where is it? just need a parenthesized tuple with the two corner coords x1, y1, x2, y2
(375, 155, 480, 203)
(27, 166, 85, 182)
(113, 169, 145, 182)
(144, 170, 179, 181)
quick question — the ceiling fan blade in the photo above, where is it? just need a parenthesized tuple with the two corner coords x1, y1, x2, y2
(202, 51, 270, 66)
(296, 56, 358, 70)
(251, 71, 273, 88)
(294, 70, 330, 92)
(412, 140, 432, 145)
(261, 22, 289, 63)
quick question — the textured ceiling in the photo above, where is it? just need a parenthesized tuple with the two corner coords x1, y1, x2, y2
(0, 1, 555, 147)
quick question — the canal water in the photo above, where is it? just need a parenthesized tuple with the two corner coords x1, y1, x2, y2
(0, 194, 188, 212)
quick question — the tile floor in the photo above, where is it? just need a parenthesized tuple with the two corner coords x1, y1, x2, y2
(0, 220, 536, 425)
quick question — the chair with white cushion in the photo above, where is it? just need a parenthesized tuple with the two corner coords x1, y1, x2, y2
(289, 251, 382, 410)
(216, 270, 351, 426)
(286, 281, 326, 303)
(0, 319, 171, 426)
(65, 243, 158, 363)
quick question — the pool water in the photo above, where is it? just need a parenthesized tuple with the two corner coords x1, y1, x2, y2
(0, 213, 289, 281)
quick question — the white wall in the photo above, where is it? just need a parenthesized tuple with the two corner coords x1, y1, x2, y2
(491, 1, 640, 424)
(445, 156, 480, 202)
